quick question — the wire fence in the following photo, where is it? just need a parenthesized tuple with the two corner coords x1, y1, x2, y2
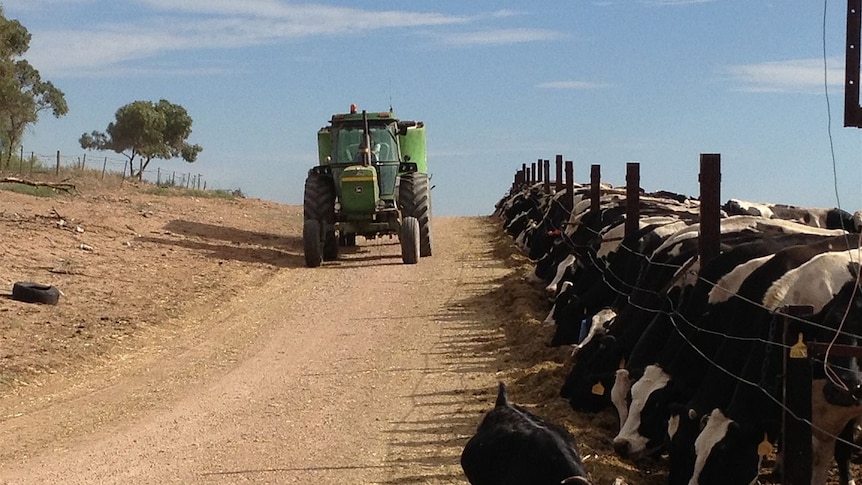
(0, 150, 208, 191)
(498, 154, 862, 460)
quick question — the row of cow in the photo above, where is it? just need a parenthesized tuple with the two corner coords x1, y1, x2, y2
(491, 182, 862, 485)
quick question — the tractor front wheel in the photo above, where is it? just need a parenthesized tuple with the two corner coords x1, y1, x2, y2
(398, 172, 432, 257)
(303, 219, 323, 267)
(400, 216, 420, 264)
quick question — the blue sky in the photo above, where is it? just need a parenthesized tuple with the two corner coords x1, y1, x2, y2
(3, 0, 861, 217)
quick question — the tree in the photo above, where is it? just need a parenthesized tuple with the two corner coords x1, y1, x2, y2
(0, 7, 68, 168)
(80, 99, 202, 179)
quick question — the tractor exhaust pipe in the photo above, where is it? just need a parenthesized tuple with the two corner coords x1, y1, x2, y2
(360, 110, 371, 166)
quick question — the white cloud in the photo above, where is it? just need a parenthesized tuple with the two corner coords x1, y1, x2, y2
(19, 2, 472, 77)
(726, 58, 843, 93)
(537, 81, 610, 89)
(440, 28, 565, 46)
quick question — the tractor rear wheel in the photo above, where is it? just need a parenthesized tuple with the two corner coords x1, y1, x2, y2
(398, 172, 432, 257)
(400, 216, 420, 264)
(303, 219, 323, 268)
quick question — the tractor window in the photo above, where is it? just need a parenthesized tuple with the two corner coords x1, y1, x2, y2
(370, 129, 398, 161)
(332, 125, 398, 164)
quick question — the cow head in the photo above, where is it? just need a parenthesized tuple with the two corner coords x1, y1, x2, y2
(690, 409, 763, 485)
(612, 365, 673, 460)
(560, 335, 620, 412)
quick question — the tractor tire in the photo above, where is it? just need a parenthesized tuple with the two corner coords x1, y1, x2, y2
(303, 219, 323, 268)
(400, 216, 420, 265)
(398, 172, 432, 257)
(323, 230, 339, 260)
(12, 282, 60, 305)
(303, 172, 336, 223)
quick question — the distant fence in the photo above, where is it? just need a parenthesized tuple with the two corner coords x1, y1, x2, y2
(0, 149, 207, 190)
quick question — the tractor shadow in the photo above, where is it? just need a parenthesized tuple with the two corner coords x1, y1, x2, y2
(322, 239, 406, 267)
(137, 219, 305, 268)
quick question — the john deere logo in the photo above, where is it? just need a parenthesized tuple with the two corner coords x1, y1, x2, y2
(355, 186, 363, 194)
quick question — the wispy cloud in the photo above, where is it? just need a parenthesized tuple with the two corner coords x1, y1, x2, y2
(726, 58, 842, 93)
(440, 28, 565, 46)
(17, 1, 472, 77)
(536, 81, 610, 89)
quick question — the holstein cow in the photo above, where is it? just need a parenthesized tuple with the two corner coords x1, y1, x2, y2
(723, 198, 862, 232)
(611, 232, 838, 462)
(690, 246, 862, 485)
(460, 382, 592, 485)
(558, 215, 795, 414)
(664, 234, 858, 485)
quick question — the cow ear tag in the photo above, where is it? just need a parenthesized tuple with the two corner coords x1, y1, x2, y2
(789, 333, 808, 359)
(591, 382, 605, 395)
(757, 434, 772, 457)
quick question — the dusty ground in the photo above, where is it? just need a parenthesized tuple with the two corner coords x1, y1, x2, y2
(0, 173, 841, 484)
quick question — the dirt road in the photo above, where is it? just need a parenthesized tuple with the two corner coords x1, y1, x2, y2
(0, 216, 522, 484)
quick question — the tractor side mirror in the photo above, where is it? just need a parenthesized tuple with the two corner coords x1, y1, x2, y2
(403, 155, 411, 162)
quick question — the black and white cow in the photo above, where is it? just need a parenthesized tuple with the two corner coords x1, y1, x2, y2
(689, 245, 862, 485)
(611, 232, 838, 462)
(460, 382, 592, 485)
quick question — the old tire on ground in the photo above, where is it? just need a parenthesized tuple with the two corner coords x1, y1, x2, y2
(400, 216, 420, 265)
(303, 173, 335, 222)
(398, 172, 432, 257)
(323, 230, 339, 260)
(12, 282, 60, 305)
(303, 219, 323, 268)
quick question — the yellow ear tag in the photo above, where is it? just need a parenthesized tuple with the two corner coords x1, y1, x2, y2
(757, 434, 772, 457)
(789, 333, 808, 359)
(591, 382, 605, 395)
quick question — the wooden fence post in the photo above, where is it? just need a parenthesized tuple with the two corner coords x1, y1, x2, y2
(625, 162, 640, 237)
(699, 153, 721, 267)
(782, 305, 814, 485)
(536, 158, 543, 184)
(55, 150, 60, 176)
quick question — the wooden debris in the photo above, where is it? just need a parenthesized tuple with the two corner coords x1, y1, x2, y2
(0, 177, 76, 192)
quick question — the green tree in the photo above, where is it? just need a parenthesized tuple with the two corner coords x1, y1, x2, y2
(0, 7, 68, 168)
(80, 99, 202, 179)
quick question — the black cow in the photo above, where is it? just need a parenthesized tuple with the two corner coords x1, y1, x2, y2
(461, 382, 592, 485)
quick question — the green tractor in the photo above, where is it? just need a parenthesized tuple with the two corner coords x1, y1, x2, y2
(302, 104, 432, 267)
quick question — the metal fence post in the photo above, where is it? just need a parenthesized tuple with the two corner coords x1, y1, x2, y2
(625, 162, 640, 237)
(591, 164, 601, 213)
(699, 154, 721, 267)
(543, 159, 550, 194)
(565, 160, 574, 213)
(555, 155, 563, 193)
(782, 305, 814, 485)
